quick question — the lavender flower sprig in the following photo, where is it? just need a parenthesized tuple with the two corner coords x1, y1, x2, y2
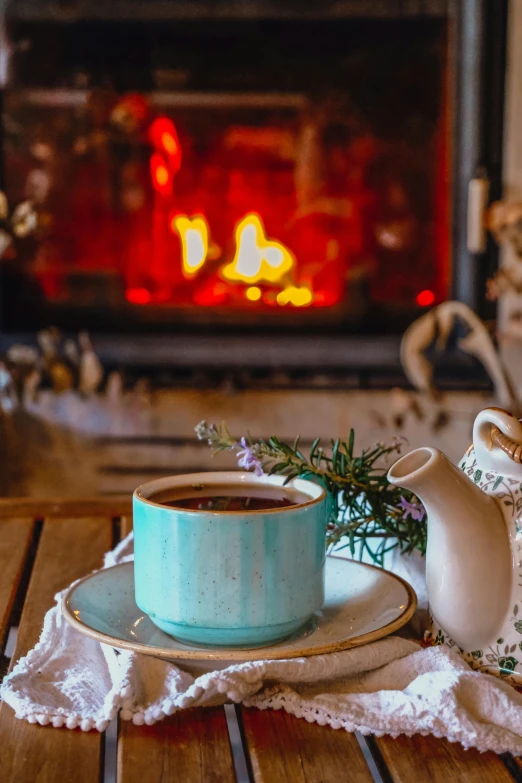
(398, 496, 426, 522)
(195, 421, 427, 566)
(236, 437, 264, 476)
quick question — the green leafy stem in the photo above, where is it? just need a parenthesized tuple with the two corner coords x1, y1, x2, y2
(195, 421, 427, 567)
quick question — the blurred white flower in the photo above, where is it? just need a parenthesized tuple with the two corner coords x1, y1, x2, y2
(0, 364, 12, 391)
(26, 169, 51, 203)
(7, 343, 39, 366)
(64, 339, 80, 365)
(30, 142, 54, 162)
(12, 201, 38, 238)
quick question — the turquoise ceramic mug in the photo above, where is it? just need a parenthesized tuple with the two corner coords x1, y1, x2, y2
(133, 471, 328, 647)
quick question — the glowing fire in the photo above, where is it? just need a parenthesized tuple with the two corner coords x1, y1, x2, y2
(150, 152, 172, 195)
(173, 215, 210, 277)
(168, 211, 314, 306)
(146, 118, 316, 309)
(276, 285, 313, 307)
(245, 286, 262, 302)
(126, 287, 152, 305)
(149, 117, 182, 173)
(222, 213, 294, 284)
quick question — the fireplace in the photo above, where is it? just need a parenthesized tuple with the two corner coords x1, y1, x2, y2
(0, 1, 507, 369)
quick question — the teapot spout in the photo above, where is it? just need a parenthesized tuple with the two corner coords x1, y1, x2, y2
(388, 447, 446, 498)
(388, 447, 512, 650)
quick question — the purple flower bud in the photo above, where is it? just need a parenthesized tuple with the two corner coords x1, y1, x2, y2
(398, 495, 426, 522)
(237, 438, 264, 476)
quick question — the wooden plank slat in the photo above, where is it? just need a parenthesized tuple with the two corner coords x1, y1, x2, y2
(116, 502, 233, 783)
(118, 514, 133, 539)
(0, 496, 131, 518)
(0, 518, 35, 653)
(117, 707, 236, 783)
(503, 755, 522, 779)
(372, 734, 516, 783)
(0, 515, 112, 783)
(239, 706, 374, 782)
(507, 756, 522, 777)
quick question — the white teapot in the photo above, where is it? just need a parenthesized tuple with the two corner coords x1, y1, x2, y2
(388, 407, 522, 684)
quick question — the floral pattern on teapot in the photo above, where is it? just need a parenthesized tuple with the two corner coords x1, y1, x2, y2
(425, 444, 522, 686)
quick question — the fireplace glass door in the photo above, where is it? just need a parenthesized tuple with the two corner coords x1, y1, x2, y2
(1, 14, 449, 331)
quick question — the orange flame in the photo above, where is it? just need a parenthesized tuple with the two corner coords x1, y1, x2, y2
(222, 213, 294, 284)
(172, 215, 210, 277)
(170, 211, 314, 306)
(276, 285, 313, 307)
(149, 117, 182, 173)
(150, 152, 172, 195)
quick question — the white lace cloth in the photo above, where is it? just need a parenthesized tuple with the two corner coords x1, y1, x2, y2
(3, 534, 522, 755)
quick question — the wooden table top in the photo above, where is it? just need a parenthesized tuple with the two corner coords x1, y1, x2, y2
(0, 497, 520, 783)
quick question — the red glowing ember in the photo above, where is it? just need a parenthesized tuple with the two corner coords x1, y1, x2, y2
(126, 287, 152, 305)
(416, 289, 436, 307)
(150, 153, 172, 195)
(149, 117, 182, 173)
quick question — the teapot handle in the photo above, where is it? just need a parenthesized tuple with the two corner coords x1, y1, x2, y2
(473, 407, 522, 477)
(491, 426, 522, 462)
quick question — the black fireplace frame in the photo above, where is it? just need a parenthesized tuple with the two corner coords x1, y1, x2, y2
(0, 0, 509, 379)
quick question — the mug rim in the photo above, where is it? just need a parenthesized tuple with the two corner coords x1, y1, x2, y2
(134, 471, 327, 515)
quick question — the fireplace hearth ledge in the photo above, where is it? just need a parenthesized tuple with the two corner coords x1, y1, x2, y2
(2, 333, 403, 369)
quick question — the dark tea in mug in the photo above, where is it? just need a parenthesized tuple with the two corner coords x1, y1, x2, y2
(150, 483, 309, 512)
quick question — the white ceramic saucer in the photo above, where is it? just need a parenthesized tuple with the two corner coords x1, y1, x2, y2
(62, 557, 416, 671)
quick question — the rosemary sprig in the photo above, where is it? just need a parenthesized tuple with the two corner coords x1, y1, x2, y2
(195, 421, 427, 567)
